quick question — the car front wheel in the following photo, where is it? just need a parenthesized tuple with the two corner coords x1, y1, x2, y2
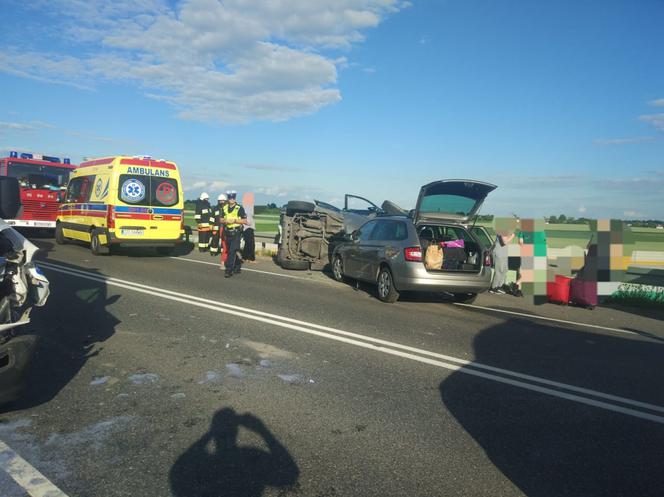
(332, 255, 346, 282)
(376, 266, 399, 303)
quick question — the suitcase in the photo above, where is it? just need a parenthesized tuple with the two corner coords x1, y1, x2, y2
(547, 275, 572, 304)
(569, 277, 597, 309)
(442, 247, 465, 270)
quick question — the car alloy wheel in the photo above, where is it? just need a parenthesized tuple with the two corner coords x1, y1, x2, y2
(332, 256, 344, 281)
(378, 271, 390, 296)
(377, 267, 399, 303)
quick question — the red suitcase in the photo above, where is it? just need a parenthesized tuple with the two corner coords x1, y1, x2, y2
(570, 277, 598, 309)
(548, 275, 572, 304)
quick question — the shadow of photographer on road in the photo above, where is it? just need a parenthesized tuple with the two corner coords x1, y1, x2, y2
(170, 408, 299, 497)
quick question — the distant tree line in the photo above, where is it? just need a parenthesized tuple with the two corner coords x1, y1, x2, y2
(546, 215, 663, 227)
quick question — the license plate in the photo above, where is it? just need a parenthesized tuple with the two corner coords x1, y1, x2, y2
(121, 229, 144, 236)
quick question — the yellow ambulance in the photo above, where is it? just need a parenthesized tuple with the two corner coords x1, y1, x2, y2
(56, 155, 184, 255)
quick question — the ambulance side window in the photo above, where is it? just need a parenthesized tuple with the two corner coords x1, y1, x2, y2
(66, 176, 93, 203)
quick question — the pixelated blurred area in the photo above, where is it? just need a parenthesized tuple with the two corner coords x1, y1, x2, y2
(491, 217, 663, 306)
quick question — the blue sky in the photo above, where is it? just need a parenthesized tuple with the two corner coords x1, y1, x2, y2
(1, 0, 663, 219)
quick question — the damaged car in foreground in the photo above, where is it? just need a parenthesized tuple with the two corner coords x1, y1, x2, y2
(0, 177, 50, 405)
(331, 180, 497, 303)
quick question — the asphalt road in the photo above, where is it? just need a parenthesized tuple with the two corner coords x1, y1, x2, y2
(1, 239, 663, 497)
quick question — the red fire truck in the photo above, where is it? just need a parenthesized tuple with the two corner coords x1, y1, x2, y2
(0, 151, 77, 229)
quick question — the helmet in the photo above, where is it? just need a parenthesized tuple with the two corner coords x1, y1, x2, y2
(200, 192, 209, 200)
(218, 193, 227, 201)
(226, 190, 237, 200)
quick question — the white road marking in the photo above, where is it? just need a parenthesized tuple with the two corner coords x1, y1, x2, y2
(455, 303, 658, 339)
(170, 256, 308, 280)
(172, 256, 655, 340)
(39, 261, 664, 424)
(0, 440, 69, 497)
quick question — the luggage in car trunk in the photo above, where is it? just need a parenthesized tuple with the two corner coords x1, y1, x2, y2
(442, 246, 465, 270)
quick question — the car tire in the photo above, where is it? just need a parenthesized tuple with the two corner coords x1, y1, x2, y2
(90, 229, 110, 256)
(332, 255, 346, 282)
(279, 257, 310, 271)
(452, 292, 478, 304)
(377, 266, 399, 303)
(286, 200, 315, 216)
(277, 246, 309, 271)
(55, 223, 67, 245)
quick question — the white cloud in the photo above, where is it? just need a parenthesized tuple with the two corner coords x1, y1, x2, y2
(648, 98, 664, 107)
(593, 136, 658, 145)
(1, 0, 409, 123)
(639, 113, 664, 132)
(0, 122, 35, 131)
(255, 186, 290, 197)
(578, 205, 587, 214)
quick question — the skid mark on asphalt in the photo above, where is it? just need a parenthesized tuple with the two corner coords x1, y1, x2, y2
(39, 261, 664, 425)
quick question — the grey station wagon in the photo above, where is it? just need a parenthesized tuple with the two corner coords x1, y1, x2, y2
(331, 180, 497, 303)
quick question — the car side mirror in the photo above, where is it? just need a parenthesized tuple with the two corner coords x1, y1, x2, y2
(0, 177, 21, 219)
(350, 230, 360, 241)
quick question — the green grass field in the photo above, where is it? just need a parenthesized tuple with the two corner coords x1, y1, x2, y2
(477, 223, 664, 251)
(184, 211, 279, 233)
(182, 212, 664, 252)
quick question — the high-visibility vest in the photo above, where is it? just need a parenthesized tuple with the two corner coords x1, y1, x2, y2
(223, 203, 243, 229)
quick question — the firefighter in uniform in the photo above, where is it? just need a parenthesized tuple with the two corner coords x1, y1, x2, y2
(194, 192, 212, 252)
(210, 193, 227, 256)
(220, 191, 247, 277)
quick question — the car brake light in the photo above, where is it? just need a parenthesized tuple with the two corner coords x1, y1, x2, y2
(107, 205, 115, 228)
(404, 247, 422, 262)
(484, 250, 492, 266)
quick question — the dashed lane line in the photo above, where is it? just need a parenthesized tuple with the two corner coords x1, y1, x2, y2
(39, 261, 664, 425)
(0, 440, 69, 497)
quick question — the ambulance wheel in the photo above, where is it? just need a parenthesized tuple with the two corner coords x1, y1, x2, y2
(55, 223, 67, 245)
(90, 229, 110, 256)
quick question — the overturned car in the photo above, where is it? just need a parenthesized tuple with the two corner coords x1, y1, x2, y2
(276, 181, 495, 272)
(276, 195, 407, 270)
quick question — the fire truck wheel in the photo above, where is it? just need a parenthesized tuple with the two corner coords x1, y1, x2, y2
(55, 223, 68, 245)
(90, 229, 110, 256)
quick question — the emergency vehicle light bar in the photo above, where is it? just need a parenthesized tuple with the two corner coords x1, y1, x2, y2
(9, 150, 70, 164)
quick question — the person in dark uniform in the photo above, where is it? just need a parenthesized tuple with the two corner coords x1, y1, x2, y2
(210, 193, 227, 256)
(220, 191, 247, 278)
(194, 192, 212, 252)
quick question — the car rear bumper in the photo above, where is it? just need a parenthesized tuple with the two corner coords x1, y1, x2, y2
(108, 232, 182, 247)
(393, 263, 492, 293)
